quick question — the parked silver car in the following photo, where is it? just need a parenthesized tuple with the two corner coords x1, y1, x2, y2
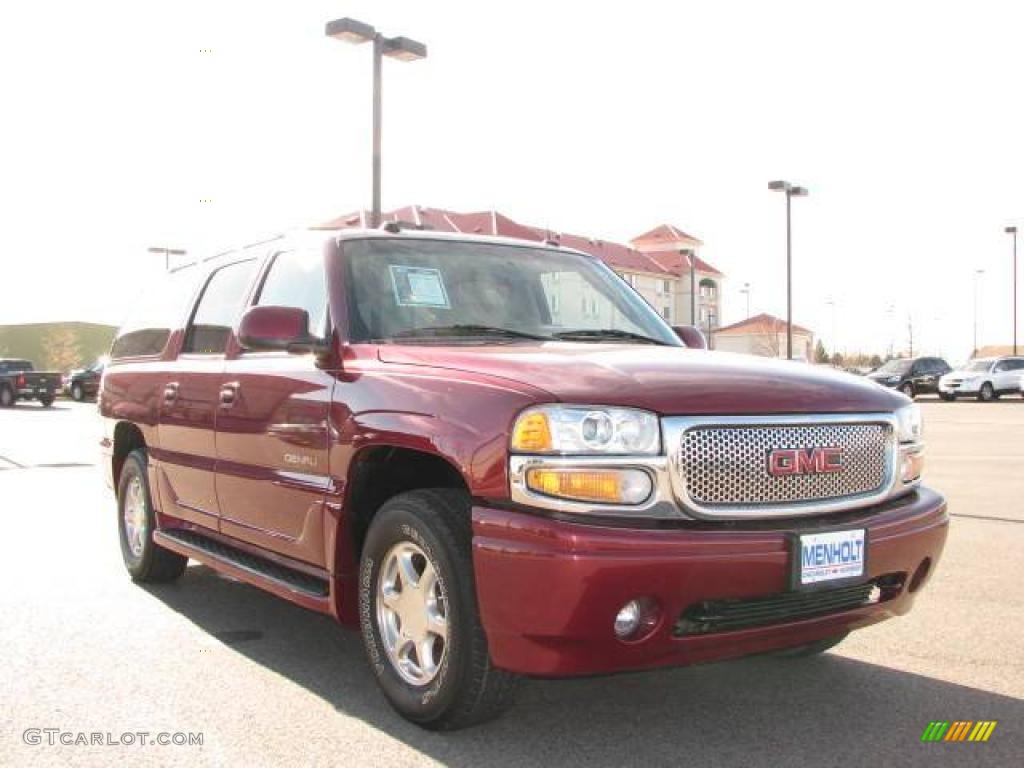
(938, 356, 1024, 401)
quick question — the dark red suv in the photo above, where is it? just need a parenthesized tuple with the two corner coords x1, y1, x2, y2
(100, 229, 947, 729)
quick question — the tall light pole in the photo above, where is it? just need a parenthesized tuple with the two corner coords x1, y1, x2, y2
(148, 246, 186, 271)
(325, 18, 427, 228)
(1007, 226, 1018, 355)
(768, 180, 809, 359)
(973, 269, 985, 357)
(740, 282, 751, 318)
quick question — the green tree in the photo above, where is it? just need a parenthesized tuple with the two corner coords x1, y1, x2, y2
(813, 339, 830, 364)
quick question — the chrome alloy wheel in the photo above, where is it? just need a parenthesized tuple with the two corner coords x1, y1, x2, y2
(376, 541, 449, 686)
(123, 475, 147, 558)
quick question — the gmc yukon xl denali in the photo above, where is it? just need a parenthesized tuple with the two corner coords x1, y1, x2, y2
(100, 229, 947, 729)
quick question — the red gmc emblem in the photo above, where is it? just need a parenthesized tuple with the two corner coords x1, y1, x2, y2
(767, 446, 844, 476)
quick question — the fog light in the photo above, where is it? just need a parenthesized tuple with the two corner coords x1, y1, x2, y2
(613, 597, 660, 641)
(614, 600, 641, 639)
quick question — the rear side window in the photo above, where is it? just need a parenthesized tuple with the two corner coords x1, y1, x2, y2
(111, 268, 199, 359)
(183, 260, 258, 355)
(255, 250, 328, 337)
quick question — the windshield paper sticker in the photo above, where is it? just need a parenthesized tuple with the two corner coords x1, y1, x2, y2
(389, 265, 450, 308)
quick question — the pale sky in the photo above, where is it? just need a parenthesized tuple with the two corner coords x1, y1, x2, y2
(1, 0, 1021, 363)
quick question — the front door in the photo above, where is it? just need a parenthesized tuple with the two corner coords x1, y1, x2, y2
(215, 249, 334, 567)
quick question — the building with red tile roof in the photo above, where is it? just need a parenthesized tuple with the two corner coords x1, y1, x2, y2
(713, 312, 815, 360)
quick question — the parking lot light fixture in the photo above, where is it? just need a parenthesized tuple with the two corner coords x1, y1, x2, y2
(768, 180, 810, 359)
(325, 17, 427, 229)
(1006, 226, 1018, 355)
(147, 246, 186, 271)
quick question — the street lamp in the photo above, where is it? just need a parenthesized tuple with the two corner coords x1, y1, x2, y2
(148, 246, 186, 271)
(1006, 226, 1018, 355)
(768, 180, 809, 359)
(325, 17, 427, 229)
(973, 269, 985, 357)
(825, 297, 837, 357)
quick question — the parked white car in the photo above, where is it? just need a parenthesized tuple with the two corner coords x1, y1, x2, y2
(938, 356, 1024, 401)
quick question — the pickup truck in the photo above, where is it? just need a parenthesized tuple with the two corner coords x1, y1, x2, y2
(99, 229, 948, 730)
(0, 358, 60, 407)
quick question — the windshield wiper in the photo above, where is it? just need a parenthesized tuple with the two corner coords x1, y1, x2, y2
(552, 328, 669, 346)
(390, 324, 552, 341)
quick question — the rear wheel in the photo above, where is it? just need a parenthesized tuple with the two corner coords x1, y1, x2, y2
(0, 385, 13, 408)
(359, 489, 518, 730)
(117, 449, 188, 582)
(900, 382, 915, 399)
(71, 383, 84, 401)
(978, 382, 996, 402)
(774, 632, 849, 658)
(38, 394, 54, 407)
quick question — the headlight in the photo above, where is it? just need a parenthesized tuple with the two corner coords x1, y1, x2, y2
(887, 375, 901, 383)
(895, 404, 924, 483)
(511, 405, 660, 455)
(895, 403, 922, 443)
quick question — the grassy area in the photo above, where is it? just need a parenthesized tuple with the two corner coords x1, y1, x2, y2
(0, 322, 117, 371)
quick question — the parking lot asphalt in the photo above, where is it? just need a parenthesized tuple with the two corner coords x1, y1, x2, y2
(1, 397, 1021, 767)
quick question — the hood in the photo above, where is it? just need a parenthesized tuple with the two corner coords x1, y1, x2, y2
(377, 343, 906, 415)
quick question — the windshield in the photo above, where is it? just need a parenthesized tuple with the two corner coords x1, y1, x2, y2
(965, 359, 992, 372)
(343, 238, 682, 346)
(875, 359, 911, 375)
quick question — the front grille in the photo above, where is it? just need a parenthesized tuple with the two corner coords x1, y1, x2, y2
(679, 422, 891, 509)
(674, 581, 877, 636)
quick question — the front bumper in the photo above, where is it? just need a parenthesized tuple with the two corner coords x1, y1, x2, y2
(938, 380, 979, 394)
(472, 487, 948, 677)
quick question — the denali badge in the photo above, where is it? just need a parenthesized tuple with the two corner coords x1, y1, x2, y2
(767, 446, 843, 476)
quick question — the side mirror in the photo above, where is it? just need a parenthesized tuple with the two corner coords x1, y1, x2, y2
(237, 306, 329, 356)
(672, 325, 708, 350)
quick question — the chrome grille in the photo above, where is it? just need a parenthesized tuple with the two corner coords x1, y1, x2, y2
(679, 422, 891, 508)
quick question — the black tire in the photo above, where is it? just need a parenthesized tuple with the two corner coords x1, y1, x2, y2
(978, 382, 996, 402)
(774, 632, 849, 658)
(117, 449, 188, 582)
(38, 394, 54, 407)
(71, 383, 84, 402)
(939, 392, 956, 402)
(358, 489, 518, 730)
(0, 385, 13, 408)
(900, 382, 915, 399)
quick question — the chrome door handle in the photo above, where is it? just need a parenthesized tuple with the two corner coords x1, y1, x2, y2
(163, 382, 179, 405)
(219, 382, 239, 407)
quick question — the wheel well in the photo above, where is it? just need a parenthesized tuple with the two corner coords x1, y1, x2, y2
(346, 446, 469, 561)
(112, 422, 146, 486)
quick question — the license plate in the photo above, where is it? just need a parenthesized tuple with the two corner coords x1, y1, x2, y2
(795, 529, 866, 587)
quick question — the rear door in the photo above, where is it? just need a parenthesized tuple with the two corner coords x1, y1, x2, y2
(156, 258, 257, 529)
(215, 249, 335, 566)
(994, 358, 1024, 392)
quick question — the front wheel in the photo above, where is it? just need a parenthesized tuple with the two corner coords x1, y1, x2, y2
(900, 382, 915, 399)
(71, 383, 84, 401)
(359, 489, 518, 730)
(939, 392, 956, 402)
(0, 385, 14, 408)
(978, 382, 996, 402)
(38, 395, 54, 407)
(117, 449, 188, 582)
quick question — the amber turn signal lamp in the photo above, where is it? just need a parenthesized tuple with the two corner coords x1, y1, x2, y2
(511, 412, 552, 452)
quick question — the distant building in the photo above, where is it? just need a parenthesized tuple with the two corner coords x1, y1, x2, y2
(713, 312, 815, 360)
(317, 206, 723, 333)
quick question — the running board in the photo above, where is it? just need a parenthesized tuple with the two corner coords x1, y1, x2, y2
(155, 528, 331, 607)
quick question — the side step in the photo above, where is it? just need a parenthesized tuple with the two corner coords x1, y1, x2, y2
(155, 528, 331, 605)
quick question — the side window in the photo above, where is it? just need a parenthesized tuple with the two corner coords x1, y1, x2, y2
(111, 267, 199, 359)
(993, 360, 1009, 372)
(183, 260, 258, 355)
(255, 250, 328, 337)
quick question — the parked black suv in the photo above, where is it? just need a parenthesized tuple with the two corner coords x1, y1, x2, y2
(867, 356, 952, 398)
(65, 360, 104, 401)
